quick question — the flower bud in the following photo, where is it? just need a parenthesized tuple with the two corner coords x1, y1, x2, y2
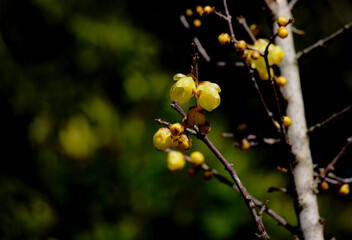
(277, 26, 289, 39)
(196, 81, 221, 112)
(170, 75, 196, 104)
(193, 19, 202, 27)
(338, 184, 350, 195)
(178, 134, 192, 150)
(277, 16, 289, 26)
(196, 5, 203, 15)
(283, 116, 292, 127)
(153, 128, 173, 151)
(240, 138, 251, 151)
(276, 76, 287, 87)
(203, 6, 214, 15)
(190, 151, 205, 166)
(185, 9, 193, 17)
(188, 168, 198, 178)
(236, 40, 247, 52)
(170, 123, 184, 137)
(187, 106, 206, 126)
(321, 181, 329, 191)
(251, 50, 260, 60)
(167, 151, 186, 172)
(203, 171, 213, 180)
(218, 33, 231, 45)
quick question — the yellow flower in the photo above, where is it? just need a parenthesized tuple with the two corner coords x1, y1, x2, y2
(190, 151, 205, 166)
(153, 127, 173, 151)
(167, 151, 186, 172)
(246, 39, 284, 80)
(196, 81, 221, 111)
(170, 74, 196, 104)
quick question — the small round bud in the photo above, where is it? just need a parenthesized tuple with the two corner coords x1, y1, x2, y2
(199, 121, 211, 134)
(193, 19, 202, 27)
(178, 134, 192, 150)
(203, 171, 213, 180)
(187, 168, 198, 178)
(276, 76, 287, 87)
(170, 123, 184, 137)
(236, 40, 247, 52)
(251, 50, 260, 60)
(321, 181, 329, 191)
(185, 9, 193, 17)
(167, 151, 186, 172)
(190, 151, 205, 166)
(218, 33, 231, 45)
(203, 6, 214, 15)
(195, 5, 203, 15)
(187, 106, 206, 126)
(240, 138, 251, 151)
(338, 183, 350, 195)
(277, 16, 289, 26)
(277, 26, 289, 39)
(153, 127, 173, 151)
(250, 24, 260, 36)
(283, 116, 292, 127)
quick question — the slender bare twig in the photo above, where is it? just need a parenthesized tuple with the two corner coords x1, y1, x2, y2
(317, 136, 352, 183)
(170, 101, 268, 240)
(163, 148, 298, 235)
(288, 0, 299, 10)
(247, 68, 276, 126)
(296, 22, 352, 59)
(237, 16, 257, 43)
(307, 105, 351, 133)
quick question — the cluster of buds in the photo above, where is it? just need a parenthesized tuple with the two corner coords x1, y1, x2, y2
(153, 123, 192, 151)
(320, 181, 350, 196)
(167, 150, 206, 173)
(274, 115, 292, 129)
(185, 5, 214, 28)
(277, 16, 290, 39)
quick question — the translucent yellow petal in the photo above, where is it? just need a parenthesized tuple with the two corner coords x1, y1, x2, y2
(169, 77, 196, 104)
(173, 73, 187, 81)
(196, 81, 221, 111)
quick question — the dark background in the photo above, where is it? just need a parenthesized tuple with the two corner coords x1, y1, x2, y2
(0, 0, 351, 239)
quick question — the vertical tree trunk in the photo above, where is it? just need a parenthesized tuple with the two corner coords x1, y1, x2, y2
(272, 0, 324, 239)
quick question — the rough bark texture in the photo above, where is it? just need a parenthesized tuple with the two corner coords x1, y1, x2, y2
(272, 0, 325, 239)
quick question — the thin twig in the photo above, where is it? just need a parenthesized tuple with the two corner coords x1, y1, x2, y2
(154, 118, 197, 135)
(170, 101, 268, 240)
(288, 0, 299, 10)
(307, 105, 351, 133)
(318, 136, 352, 182)
(296, 22, 352, 59)
(237, 16, 257, 43)
(164, 148, 298, 234)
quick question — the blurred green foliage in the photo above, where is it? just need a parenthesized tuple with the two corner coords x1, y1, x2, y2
(0, 0, 351, 239)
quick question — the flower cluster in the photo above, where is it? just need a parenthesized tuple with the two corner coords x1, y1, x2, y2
(153, 123, 192, 152)
(245, 39, 284, 80)
(167, 150, 206, 172)
(170, 73, 221, 112)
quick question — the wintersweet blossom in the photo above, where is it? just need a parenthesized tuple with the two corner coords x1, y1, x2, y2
(196, 81, 221, 111)
(169, 74, 196, 104)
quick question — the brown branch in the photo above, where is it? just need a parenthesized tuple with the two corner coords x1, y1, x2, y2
(170, 101, 268, 239)
(165, 148, 298, 235)
(154, 118, 197, 135)
(318, 136, 352, 182)
(237, 16, 257, 43)
(307, 105, 351, 133)
(296, 22, 352, 59)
